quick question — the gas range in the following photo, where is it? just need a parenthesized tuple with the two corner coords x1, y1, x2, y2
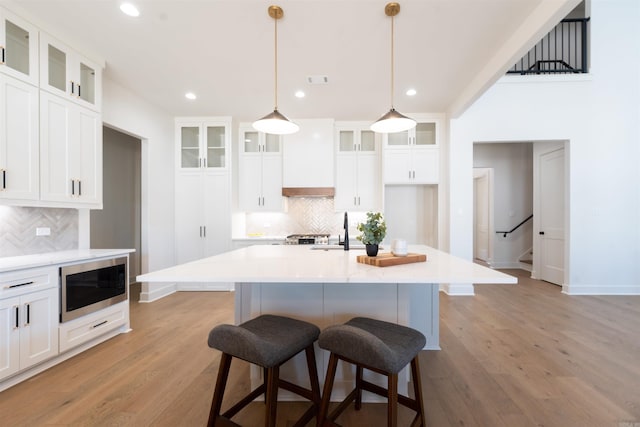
(285, 234, 330, 245)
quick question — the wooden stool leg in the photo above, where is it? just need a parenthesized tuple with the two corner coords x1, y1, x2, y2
(208, 353, 232, 427)
(411, 357, 426, 427)
(387, 373, 398, 427)
(305, 345, 321, 406)
(355, 365, 364, 410)
(318, 353, 339, 427)
(265, 366, 280, 427)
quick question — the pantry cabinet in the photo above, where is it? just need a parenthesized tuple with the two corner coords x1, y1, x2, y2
(383, 120, 440, 184)
(0, 7, 39, 86)
(238, 126, 284, 212)
(334, 123, 381, 211)
(39, 32, 102, 112)
(0, 268, 58, 382)
(39, 91, 102, 208)
(0, 74, 39, 202)
(175, 118, 232, 290)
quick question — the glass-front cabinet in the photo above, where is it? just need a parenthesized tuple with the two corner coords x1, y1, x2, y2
(176, 118, 231, 172)
(335, 123, 381, 211)
(383, 117, 441, 184)
(238, 125, 283, 212)
(39, 32, 102, 111)
(0, 7, 39, 86)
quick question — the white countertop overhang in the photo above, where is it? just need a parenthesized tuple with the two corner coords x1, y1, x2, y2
(0, 249, 135, 274)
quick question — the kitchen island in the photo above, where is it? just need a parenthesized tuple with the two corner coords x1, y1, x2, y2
(137, 244, 515, 400)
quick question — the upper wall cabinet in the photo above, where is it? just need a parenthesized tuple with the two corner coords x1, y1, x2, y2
(335, 123, 381, 211)
(0, 8, 38, 86)
(238, 125, 284, 212)
(383, 118, 441, 185)
(0, 74, 39, 202)
(39, 91, 102, 208)
(176, 119, 230, 172)
(39, 32, 102, 112)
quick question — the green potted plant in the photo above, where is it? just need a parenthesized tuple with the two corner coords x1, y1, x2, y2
(356, 212, 387, 256)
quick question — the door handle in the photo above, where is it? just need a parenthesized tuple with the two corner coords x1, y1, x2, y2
(25, 303, 30, 326)
(13, 306, 19, 330)
(1, 169, 6, 190)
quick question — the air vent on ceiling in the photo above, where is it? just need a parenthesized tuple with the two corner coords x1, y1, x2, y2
(307, 75, 329, 84)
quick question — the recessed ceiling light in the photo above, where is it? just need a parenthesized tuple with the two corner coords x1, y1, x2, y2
(185, 92, 197, 100)
(295, 90, 305, 98)
(406, 88, 417, 96)
(120, 3, 140, 17)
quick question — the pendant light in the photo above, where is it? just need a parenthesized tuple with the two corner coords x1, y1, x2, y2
(371, 3, 416, 134)
(253, 5, 299, 135)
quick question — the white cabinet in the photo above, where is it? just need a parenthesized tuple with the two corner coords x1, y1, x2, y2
(39, 32, 102, 112)
(383, 120, 440, 184)
(0, 268, 58, 382)
(40, 91, 102, 208)
(335, 123, 381, 211)
(282, 118, 334, 188)
(239, 126, 284, 212)
(177, 119, 229, 171)
(175, 118, 232, 290)
(0, 7, 39, 86)
(58, 302, 128, 353)
(0, 74, 38, 201)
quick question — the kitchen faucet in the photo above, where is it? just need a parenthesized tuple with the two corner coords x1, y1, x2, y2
(343, 212, 349, 251)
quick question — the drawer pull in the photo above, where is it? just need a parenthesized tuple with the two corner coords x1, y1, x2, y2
(5, 281, 34, 289)
(92, 320, 108, 329)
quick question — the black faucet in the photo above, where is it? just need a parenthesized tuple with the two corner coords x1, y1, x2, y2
(343, 212, 349, 251)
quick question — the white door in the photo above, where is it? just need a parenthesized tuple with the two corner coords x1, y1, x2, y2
(175, 173, 204, 264)
(538, 147, 565, 285)
(473, 168, 492, 262)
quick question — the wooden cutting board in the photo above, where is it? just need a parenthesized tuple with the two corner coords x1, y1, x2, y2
(357, 253, 427, 267)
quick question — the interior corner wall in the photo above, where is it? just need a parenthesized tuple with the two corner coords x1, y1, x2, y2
(449, 0, 640, 294)
(101, 77, 175, 297)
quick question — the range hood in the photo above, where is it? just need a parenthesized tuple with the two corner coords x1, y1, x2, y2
(281, 187, 335, 197)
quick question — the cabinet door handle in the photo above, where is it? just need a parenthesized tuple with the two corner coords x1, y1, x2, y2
(0, 45, 5, 64)
(78, 84, 81, 98)
(71, 179, 75, 195)
(203, 226, 206, 238)
(25, 303, 30, 326)
(13, 306, 19, 330)
(1, 169, 6, 190)
(78, 180, 82, 196)
(70, 81, 75, 95)
(358, 196, 361, 205)
(203, 158, 207, 168)
(199, 226, 202, 237)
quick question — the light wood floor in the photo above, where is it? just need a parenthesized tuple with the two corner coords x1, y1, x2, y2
(2, 270, 639, 426)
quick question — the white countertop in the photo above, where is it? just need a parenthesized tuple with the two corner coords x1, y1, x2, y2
(136, 245, 516, 285)
(0, 249, 135, 273)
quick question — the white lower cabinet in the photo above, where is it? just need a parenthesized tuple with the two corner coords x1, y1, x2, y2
(0, 74, 39, 202)
(0, 268, 58, 382)
(58, 302, 128, 353)
(39, 91, 102, 208)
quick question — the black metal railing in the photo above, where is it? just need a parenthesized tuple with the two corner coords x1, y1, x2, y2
(496, 214, 533, 238)
(508, 18, 590, 75)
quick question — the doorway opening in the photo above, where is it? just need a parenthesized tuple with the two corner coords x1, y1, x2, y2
(90, 126, 142, 284)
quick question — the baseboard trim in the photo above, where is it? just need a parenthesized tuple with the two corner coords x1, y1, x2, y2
(562, 284, 640, 295)
(440, 283, 475, 296)
(139, 282, 176, 303)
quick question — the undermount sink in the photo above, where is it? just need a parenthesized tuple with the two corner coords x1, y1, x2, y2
(310, 244, 367, 250)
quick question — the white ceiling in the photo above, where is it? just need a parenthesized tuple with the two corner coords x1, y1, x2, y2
(4, 0, 580, 122)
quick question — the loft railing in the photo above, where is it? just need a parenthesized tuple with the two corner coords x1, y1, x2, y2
(508, 18, 590, 75)
(496, 214, 533, 238)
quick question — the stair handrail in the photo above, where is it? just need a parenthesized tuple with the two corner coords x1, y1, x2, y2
(496, 214, 533, 238)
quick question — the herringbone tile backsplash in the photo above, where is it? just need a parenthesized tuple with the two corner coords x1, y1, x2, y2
(0, 206, 78, 257)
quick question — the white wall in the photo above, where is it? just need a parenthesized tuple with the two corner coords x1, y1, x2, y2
(474, 143, 533, 267)
(449, 0, 640, 294)
(101, 78, 176, 301)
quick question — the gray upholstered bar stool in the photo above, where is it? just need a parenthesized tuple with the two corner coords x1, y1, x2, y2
(317, 317, 426, 427)
(207, 314, 321, 427)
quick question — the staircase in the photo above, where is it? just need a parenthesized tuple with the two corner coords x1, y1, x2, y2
(519, 251, 533, 272)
